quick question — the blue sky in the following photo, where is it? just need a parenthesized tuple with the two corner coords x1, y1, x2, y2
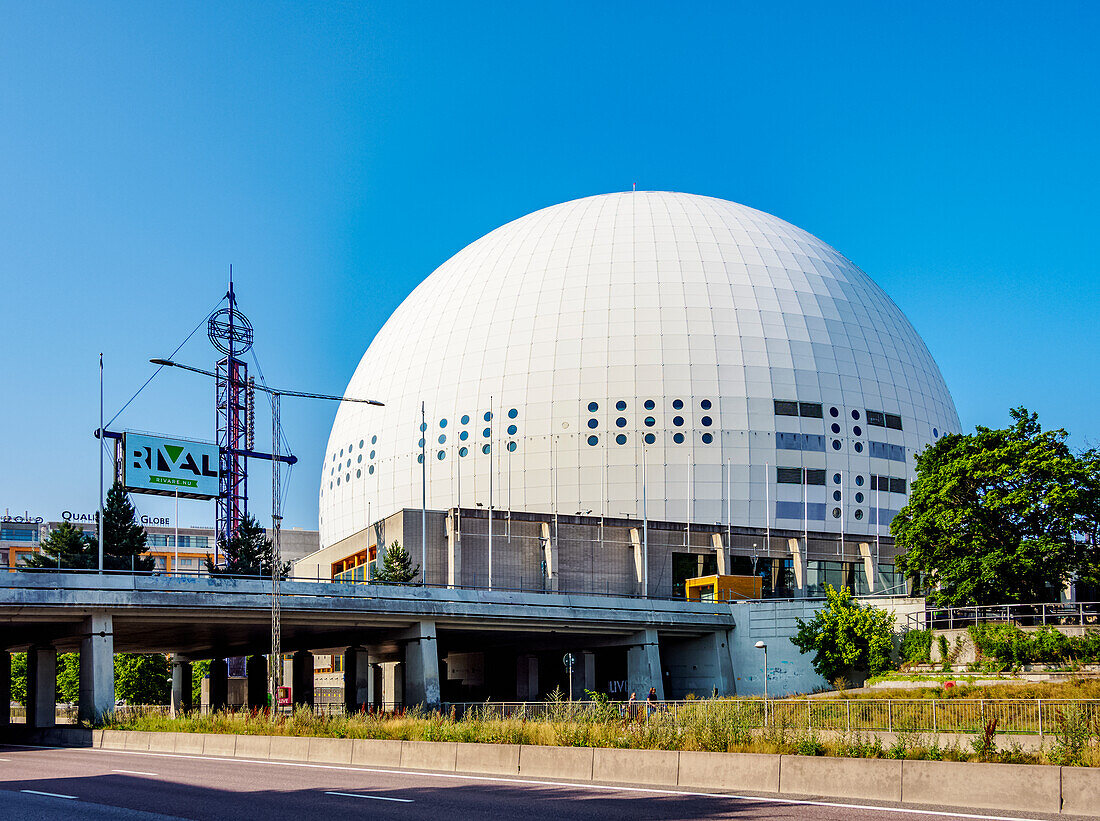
(1, 2, 1097, 530)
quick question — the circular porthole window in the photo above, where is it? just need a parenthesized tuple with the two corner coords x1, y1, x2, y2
(460, 415, 470, 425)
(357, 454, 362, 463)
(336, 478, 341, 486)
(418, 438, 425, 449)
(855, 492, 864, 503)
(438, 434, 446, 444)
(855, 475, 864, 486)
(644, 433, 656, 444)
(616, 400, 627, 411)
(833, 473, 841, 484)
(459, 447, 467, 458)
(701, 416, 712, 427)
(482, 427, 491, 438)
(340, 449, 344, 457)
(673, 432, 685, 444)
(346, 473, 350, 482)
(615, 434, 627, 445)
(851, 410, 860, 420)
(370, 450, 376, 459)
(439, 419, 447, 428)
(329, 482, 333, 489)
(507, 424, 517, 436)
(588, 402, 599, 413)
(832, 507, 841, 519)
(507, 441, 517, 452)
(672, 399, 684, 410)
(587, 435, 598, 446)
(830, 407, 839, 418)
(854, 442, 864, 453)
(616, 417, 627, 428)
(673, 416, 684, 427)
(833, 490, 842, 502)
(853, 425, 862, 437)
(644, 416, 656, 427)
(831, 423, 841, 434)
(437, 451, 445, 460)
(371, 435, 377, 444)
(854, 509, 864, 520)
(700, 399, 711, 410)
(588, 418, 598, 429)
(359, 439, 364, 448)
(420, 422, 427, 433)
(368, 465, 375, 475)
(482, 444, 491, 454)
(832, 440, 841, 450)
(933, 427, 939, 437)
(508, 408, 518, 419)
(416, 455, 423, 464)
(459, 431, 468, 441)
(644, 399, 655, 411)
(701, 432, 713, 444)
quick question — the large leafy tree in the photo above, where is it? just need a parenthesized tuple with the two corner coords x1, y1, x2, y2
(893, 408, 1100, 606)
(114, 654, 170, 704)
(102, 481, 153, 572)
(791, 584, 896, 681)
(371, 541, 420, 584)
(20, 522, 95, 569)
(206, 514, 289, 578)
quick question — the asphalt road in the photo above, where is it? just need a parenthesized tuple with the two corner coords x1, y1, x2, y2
(0, 744, 1085, 821)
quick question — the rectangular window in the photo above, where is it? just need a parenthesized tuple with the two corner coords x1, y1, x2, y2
(866, 410, 886, 427)
(149, 535, 168, 547)
(773, 400, 800, 417)
(884, 413, 903, 430)
(869, 441, 906, 462)
(775, 501, 827, 521)
(176, 535, 190, 548)
(776, 433, 826, 452)
(193, 536, 208, 548)
(805, 469, 826, 485)
(889, 477, 907, 494)
(1, 528, 36, 542)
(798, 402, 823, 419)
(776, 467, 803, 484)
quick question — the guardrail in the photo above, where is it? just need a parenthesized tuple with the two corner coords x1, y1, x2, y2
(907, 601, 1100, 630)
(444, 697, 1100, 740)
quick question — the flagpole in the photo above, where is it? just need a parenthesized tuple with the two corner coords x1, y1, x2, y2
(488, 395, 493, 591)
(98, 353, 104, 574)
(421, 401, 427, 585)
(174, 489, 179, 574)
(642, 446, 648, 598)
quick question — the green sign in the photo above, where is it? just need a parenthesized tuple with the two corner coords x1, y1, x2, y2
(123, 432, 220, 500)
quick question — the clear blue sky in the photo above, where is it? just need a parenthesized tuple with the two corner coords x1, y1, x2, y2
(2, 2, 1097, 530)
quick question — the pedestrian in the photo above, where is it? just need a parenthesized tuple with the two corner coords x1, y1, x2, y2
(646, 686, 657, 717)
(626, 691, 637, 721)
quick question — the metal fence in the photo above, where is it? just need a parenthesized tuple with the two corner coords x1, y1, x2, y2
(908, 602, 1100, 631)
(443, 698, 1100, 740)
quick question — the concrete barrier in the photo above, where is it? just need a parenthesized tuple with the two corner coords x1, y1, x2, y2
(201, 733, 237, 757)
(307, 737, 353, 764)
(677, 750, 780, 793)
(781, 755, 902, 803)
(455, 742, 521, 776)
(122, 731, 153, 751)
(100, 730, 128, 750)
(173, 732, 204, 755)
(146, 732, 176, 753)
(401, 740, 457, 771)
(902, 760, 1061, 814)
(519, 745, 594, 781)
(266, 735, 311, 762)
(233, 734, 272, 759)
(593, 748, 678, 787)
(1060, 766, 1100, 817)
(350, 738, 403, 767)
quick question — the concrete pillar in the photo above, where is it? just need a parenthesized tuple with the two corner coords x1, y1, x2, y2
(569, 650, 595, 699)
(446, 512, 461, 588)
(343, 647, 373, 713)
(660, 630, 737, 698)
(208, 658, 229, 712)
(0, 651, 10, 725)
(858, 542, 876, 593)
(370, 663, 384, 707)
(170, 656, 192, 717)
(291, 651, 314, 709)
(629, 528, 644, 595)
(78, 612, 114, 725)
(403, 621, 440, 709)
(246, 655, 267, 710)
(540, 522, 557, 592)
(711, 533, 728, 576)
(626, 629, 664, 701)
(516, 655, 538, 700)
(788, 538, 805, 596)
(26, 645, 57, 729)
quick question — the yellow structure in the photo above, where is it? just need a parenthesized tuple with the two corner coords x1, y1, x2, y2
(684, 574, 762, 602)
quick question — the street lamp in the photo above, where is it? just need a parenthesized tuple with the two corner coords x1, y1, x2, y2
(754, 640, 768, 725)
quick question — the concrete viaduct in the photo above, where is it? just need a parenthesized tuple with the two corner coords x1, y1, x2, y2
(0, 573, 740, 728)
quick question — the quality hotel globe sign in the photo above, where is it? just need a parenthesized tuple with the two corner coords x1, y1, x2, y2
(123, 432, 220, 500)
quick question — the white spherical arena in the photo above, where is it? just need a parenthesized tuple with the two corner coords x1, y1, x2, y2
(320, 192, 958, 549)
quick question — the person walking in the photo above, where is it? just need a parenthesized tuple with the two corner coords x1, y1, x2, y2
(646, 686, 657, 718)
(626, 691, 637, 721)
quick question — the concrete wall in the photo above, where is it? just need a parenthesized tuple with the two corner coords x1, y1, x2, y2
(88, 730, 1099, 815)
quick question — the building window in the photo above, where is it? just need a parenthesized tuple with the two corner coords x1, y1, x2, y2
(616, 400, 627, 411)
(508, 408, 518, 419)
(885, 413, 903, 430)
(588, 402, 598, 412)
(672, 399, 684, 410)
(438, 434, 447, 444)
(854, 442, 864, 453)
(587, 435, 598, 446)
(799, 402, 823, 418)
(700, 415, 712, 426)
(777, 468, 825, 485)
(832, 507, 841, 518)
(507, 425, 517, 435)
(458, 448, 467, 458)
(773, 400, 799, 417)
(867, 410, 886, 427)
(700, 399, 711, 410)
(484, 412, 492, 422)
(482, 444, 490, 454)
(587, 418, 598, 429)
(644, 433, 656, 444)
(507, 441, 517, 452)
(869, 441, 906, 462)
(0, 528, 36, 542)
(701, 432, 713, 444)
(851, 410, 860, 420)
(615, 434, 627, 445)
(831, 439, 841, 450)
(460, 415, 470, 425)
(644, 399, 655, 410)
(673, 432, 685, 444)
(482, 427, 491, 438)
(439, 419, 448, 428)
(616, 417, 627, 427)
(437, 451, 445, 460)
(644, 416, 656, 427)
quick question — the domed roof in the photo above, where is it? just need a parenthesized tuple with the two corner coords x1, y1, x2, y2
(320, 192, 958, 546)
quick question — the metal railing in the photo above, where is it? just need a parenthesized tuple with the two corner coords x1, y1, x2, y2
(908, 601, 1100, 631)
(443, 698, 1100, 740)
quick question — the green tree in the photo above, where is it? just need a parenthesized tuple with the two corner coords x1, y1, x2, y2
(892, 408, 1100, 606)
(371, 541, 420, 584)
(11, 653, 26, 705)
(9, 652, 80, 705)
(101, 481, 153, 572)
(191, 659, 211, 706)
(205, 514, 288, 578)
(19, 521, 95, 570)
(791, 584, 896, 682)
(114, 653, 170, 704)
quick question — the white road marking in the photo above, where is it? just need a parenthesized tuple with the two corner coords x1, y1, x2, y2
(0, 758, 11, 761)
(326, 791, 413, 803)
(20, 789, 77, 799)
(112, 769, 159, 776)
(0, 745, 1050, 821)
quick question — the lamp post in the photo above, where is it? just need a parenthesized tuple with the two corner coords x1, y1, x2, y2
(755, 640, 768, 725)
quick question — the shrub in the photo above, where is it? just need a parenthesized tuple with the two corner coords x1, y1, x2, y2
(791, 585, 896, 681)
(900, 629, 933, 665)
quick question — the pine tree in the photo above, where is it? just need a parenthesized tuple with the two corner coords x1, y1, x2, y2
(101, 481, 153, 572)
(206, 513, 289, 578)
(371, 541, 420, 584)
(20, 521, 95, 570)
